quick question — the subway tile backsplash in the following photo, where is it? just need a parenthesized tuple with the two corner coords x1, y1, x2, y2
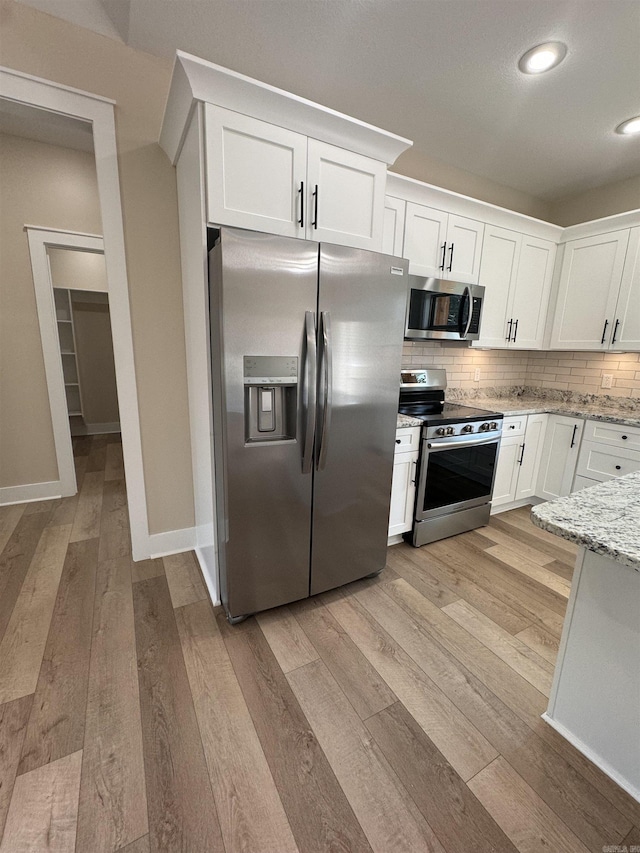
(402, 342, 640, 398)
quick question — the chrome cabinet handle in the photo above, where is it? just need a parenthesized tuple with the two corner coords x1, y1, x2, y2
(411, 461, 417, 485)
(601, 319, 609, 345)
(447, 243, 454, 272)
(301, 311, 317, 474)
(316, 311, 332, 470)
(298, 181, 305, 229)
(440, 243, 447, 271)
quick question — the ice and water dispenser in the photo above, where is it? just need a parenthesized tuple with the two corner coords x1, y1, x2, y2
(243, 356, 298, 443)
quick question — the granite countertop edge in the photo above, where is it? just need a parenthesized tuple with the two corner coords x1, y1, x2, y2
(456, 399, 640, 426)
(396, 399, 640, 429)
(530, 472, 640, 571)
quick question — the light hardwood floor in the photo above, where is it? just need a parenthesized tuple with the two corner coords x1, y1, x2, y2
(0, 434, 638, 852)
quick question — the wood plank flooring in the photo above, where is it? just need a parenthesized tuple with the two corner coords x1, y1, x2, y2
(0, 433, 638, 852)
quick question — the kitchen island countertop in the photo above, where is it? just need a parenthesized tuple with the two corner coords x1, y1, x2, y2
(531, 471, 640, 571)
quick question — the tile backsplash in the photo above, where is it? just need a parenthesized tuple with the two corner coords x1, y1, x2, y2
(402, 342, 640, 399)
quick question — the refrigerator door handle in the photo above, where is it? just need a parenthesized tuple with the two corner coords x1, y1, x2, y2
(317, 310, 333, 470)
(301, 310, 317, 474)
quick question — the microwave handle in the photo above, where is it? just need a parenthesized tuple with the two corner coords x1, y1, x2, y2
(458, 286, 472, 338)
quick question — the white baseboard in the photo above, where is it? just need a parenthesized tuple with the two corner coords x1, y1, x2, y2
(541, 712, 640, 804)
(71, 420, 121, 436)
(147, 526, 197, 558)
(0, 480, 63, 506)
(387, 533, 404, 546)
(491, 497, 543, 515)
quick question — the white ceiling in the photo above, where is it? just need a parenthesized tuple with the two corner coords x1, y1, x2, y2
(17, 0, 640, 202)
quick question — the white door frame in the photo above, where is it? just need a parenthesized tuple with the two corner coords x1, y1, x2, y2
(26, 228, 105, 498)
(0, 66, 150, 560)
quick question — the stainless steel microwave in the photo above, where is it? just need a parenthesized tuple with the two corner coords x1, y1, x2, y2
(404, 277, 485, 341)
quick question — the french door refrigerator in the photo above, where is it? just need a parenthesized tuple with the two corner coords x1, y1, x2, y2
(209, 227, 407, 622)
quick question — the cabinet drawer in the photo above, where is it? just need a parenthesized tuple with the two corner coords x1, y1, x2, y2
(576, 441, 640, 483)
(395, 427, 420, 453)
(502, 415, 526, 437)
(583, 419, 640, 452)
(572, 474, 600, 493)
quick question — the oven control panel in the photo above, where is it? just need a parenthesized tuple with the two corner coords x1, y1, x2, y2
(427, 421, 502, 440)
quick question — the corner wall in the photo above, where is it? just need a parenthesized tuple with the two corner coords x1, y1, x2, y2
(0, 132, 102, 488)
(1, 0, 194, 534)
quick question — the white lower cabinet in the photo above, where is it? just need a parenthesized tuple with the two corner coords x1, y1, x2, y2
(536, 415, 583, 501)
(572, 474, 599, 492)
(574, 419, 640, 487)
(388, 427, 420, 537)
(492, 414, 547, 508)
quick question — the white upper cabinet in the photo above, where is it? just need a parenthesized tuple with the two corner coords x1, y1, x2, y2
(205, 106, 308, 237)
(475, 226, 519, 348)
(205, 105, 386, 251)
(382, 196, 406, 256)
(403, 202, 484, 283)
(612, 226, 640, 351)
(509, 235, 556, 350)
(549, 229, 630, 350)
(305, 139, 386, 251)
(476, 226, 555, 349)
(446, 214, 485, 284)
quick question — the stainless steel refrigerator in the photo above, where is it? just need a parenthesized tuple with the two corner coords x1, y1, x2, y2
(209, 227, 408, 622)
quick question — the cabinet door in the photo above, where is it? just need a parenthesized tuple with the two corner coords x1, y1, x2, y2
(536, 415, 583, 500)
(549, 230, 629, 350)
(475, 225, 519, 348)
(492, 436, 521, 507)
(403, 202, 449, 277)
(205, 104, 307, 236)
(382, 196, 406, 256)
(306, 139, 386, 251)
(509, 236, 556, 350)
(612, 226, 640, 351)
(388, 450, 418, 536)
(515, 414, 547, 501)
(445, 214, 484, 284)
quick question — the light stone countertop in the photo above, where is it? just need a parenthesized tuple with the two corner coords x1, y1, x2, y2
(460, 396, 640, 427)
(531, 472, 640, 571)
(395, 387, 640, 430)
(396, 413, 423, 428)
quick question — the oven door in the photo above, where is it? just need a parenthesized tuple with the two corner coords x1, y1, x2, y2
(415, 433, 500, 521)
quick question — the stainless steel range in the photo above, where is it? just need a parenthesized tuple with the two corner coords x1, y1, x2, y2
(399, 369, 503, 547)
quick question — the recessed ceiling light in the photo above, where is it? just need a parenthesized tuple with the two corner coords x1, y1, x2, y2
(615, 116, 640, 135)
(518, 42, 567, 75)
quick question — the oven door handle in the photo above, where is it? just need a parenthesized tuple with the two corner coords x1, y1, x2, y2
(425, 435, 500, 451)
